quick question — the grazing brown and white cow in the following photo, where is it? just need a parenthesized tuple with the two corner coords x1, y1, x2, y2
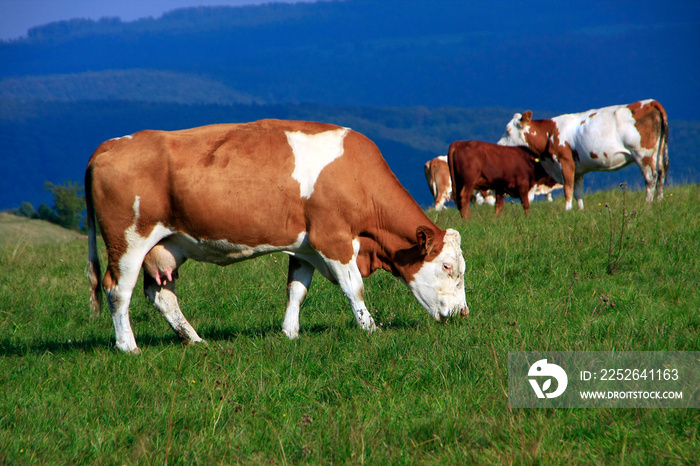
(498, 99, 669, 210)
(447, 140, 546, 219)
(86, 119, 468, 353)
(424, 155, 452, 211)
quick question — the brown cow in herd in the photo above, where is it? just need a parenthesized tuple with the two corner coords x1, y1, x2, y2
(86, 119, 468, 353)
(425, 154, 558, 212)
(448, 140, 549, 219)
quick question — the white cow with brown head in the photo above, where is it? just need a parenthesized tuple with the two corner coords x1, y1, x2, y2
(498, 99, 669, 210)
(86, 119, 469, 353)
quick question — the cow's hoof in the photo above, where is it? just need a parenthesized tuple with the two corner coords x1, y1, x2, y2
(182, 338, 207, 347)
(116, 346, 141, 355)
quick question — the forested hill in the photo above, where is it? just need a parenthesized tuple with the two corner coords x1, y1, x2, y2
(2, 0, 697, 117)
(0, 0, 698, 210)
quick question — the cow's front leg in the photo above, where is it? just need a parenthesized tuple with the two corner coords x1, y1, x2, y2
(560, 157, 576, 211)
(282, 256, 315, 339)
(519, 184, 531, 214)
(322, 247, 376, 333)
(337, 262, 375, 332)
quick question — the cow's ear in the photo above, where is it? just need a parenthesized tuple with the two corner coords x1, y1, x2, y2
(416, 226, 435, 256)
(521, 111, 533, 124)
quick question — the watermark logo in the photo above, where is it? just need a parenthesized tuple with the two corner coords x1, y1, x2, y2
(509, 352, 697, 408)
(528, 359, 568, 399)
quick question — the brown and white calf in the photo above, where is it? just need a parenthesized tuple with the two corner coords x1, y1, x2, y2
(447, 140, 546, 219)
(86, 119, 469, 353)
(498, 99, 669, 210)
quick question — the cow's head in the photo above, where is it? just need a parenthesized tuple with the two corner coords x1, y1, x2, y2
(405, 227, 468, 321)
(498, 111, 533, 147)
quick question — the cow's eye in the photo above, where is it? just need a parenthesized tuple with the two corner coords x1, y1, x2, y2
(443, 263, 452, 272)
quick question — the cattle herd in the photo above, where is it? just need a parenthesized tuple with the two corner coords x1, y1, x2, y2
(85, 100, 668, 352)
(428, 99, 668, 217)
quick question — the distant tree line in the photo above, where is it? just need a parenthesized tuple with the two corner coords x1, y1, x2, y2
(12, 181, 85, 232)
(1, 100, 698, 212)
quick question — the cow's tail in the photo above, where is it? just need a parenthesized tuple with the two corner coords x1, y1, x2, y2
(655, 100, 669, 197)
(424, 160, 437, 200)
(85, 164, 102, 318)
(447, 142, 460, 211)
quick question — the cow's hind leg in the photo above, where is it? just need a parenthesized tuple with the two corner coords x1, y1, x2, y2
(457, 180, 476, 219)
(282, 256, 315, 339)
(143, 275, 203, 345)
(102, 254, 148, 354)
(631, 152, 659, 203)
(103, 233, 169, 353)
(103, 263, 142, 354)
(573, 174, 585, 210)
(143, 243, 203, 346)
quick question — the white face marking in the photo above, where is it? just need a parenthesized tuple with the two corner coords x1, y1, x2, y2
(406, 229, 468, 321)
(286, 127, 350, 199)
(498, 113, 528, 147)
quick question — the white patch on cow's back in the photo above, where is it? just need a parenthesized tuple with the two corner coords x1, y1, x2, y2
(110, 134, 133, 141)
(286, 127, 350, 199)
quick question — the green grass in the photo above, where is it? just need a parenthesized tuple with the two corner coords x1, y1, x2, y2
(0, 185, 698, 464)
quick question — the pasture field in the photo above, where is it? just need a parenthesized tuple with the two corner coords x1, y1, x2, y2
(0, 185, 698, 464)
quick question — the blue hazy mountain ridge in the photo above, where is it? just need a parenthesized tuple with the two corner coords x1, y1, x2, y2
(0, 0, 698, 210)
(2, 0, 697, 118)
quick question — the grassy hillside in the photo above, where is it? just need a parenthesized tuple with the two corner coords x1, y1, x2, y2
(0, 212, 85, 249)
(0, 185, 698, 463)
